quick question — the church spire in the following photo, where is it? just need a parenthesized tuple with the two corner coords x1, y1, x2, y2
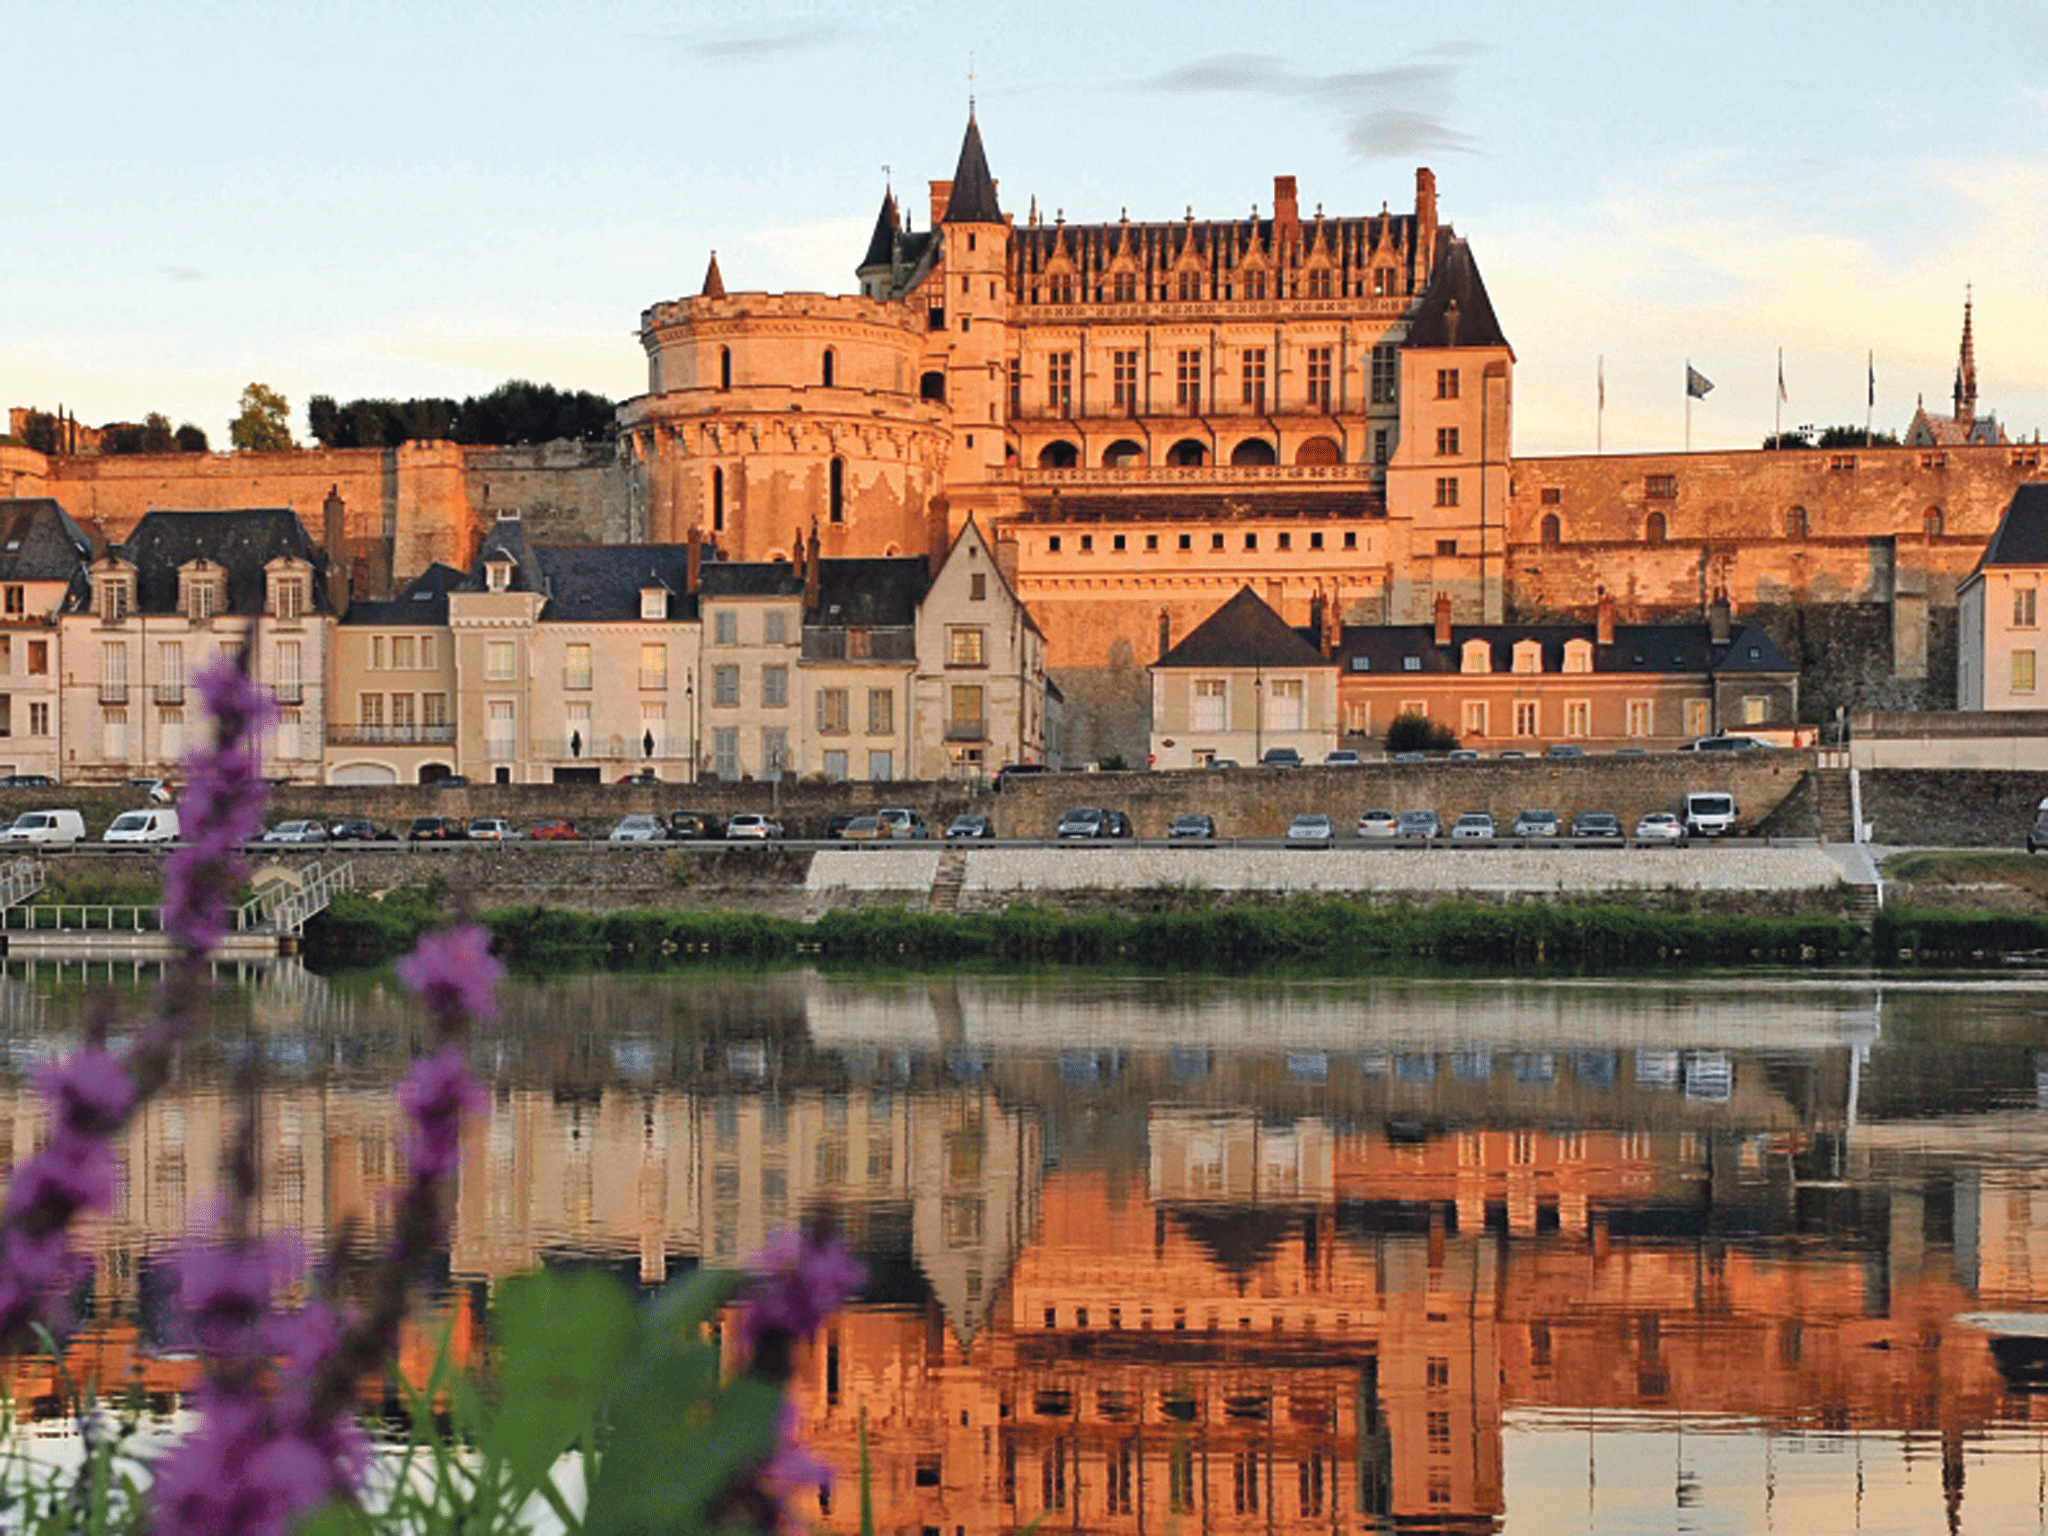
(1953, 286, 1977, 425)
(944, 109, 1003, 224)
(700, 251, 726, 299)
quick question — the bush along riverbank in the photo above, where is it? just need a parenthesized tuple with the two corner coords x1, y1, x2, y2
(308, 889, 1871, 970)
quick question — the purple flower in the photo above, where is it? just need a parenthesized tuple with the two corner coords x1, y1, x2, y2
(762, 1400, 834, 1492)
(736, 1228, 867, 1365)
(34, 1048, 135, 1133)
(395, 1046, 487, 1181)
(173, 1231, 302, 1356)
(151, 1385, 366, 1536)
(396, 924, 505, 1029)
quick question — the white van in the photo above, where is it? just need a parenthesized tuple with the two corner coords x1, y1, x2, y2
(103, 807, 181, 844)
(1683, 792, 1738, 838)
(0, 809, 86, 845)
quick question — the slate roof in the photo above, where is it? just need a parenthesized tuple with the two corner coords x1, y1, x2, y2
(0, 500, 91, 582)
(1332, 620, 1793, 677)
(532, 545, 702, 623)
(469, 518, 545, 594)
(1974, 484, 2048, 571)
(1156, 587, 1329, 670)
(1403, 234, 1511, 353)
(807, 557, 929, 627)
(697, 560, 802, 599)
(339, 564, 464, 627)
(859, 189, 901, 271)
(943, 112, 1003, 225)
(115, 509, 325, 616)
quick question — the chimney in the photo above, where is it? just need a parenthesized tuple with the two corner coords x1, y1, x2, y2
(1324, 588, 1340, 658)
(1596, 587, 1615, 647)
(1708, 586, 1732, 646)
(929, 179, 953, 226)
(804, 524, 821, 610)
(1433, 591, 1452, 648)
(1158, 607, 1172, 661)
(1272, 174, 1299, 246)
(1307, 588, 1324, 649)
(686, 523, 702, 594)
(322, 485, 349, 615)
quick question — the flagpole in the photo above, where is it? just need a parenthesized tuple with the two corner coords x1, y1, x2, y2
(1597, 355, 1605, 455)
(1685, 359, 1692, 454)
(1866, 350, 1874, 447)
(1775, 348, 1783, 446)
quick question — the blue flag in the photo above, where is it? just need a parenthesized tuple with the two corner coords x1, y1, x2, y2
(1686, 366, 1714, 400)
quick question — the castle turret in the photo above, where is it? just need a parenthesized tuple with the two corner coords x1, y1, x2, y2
(1953, 288, 1977, 426)
(927, 108, 1011, 514)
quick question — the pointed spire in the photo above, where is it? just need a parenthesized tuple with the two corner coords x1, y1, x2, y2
(1953, 285, 1978, 425)
(700, 251, 725, 299)
(859, 187, 901, 271)
(944, 109, 1003, 224)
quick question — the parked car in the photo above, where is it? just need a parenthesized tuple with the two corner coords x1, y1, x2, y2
(608, 814, 666, 843)
(329, 818, 394, 842)
(527, 817, 580, 841)
(468, 818, 521, 841)
(1323, 749, 1363, 767)
(0, 774, 54, 788)
(1392, 751, 1427, 764)
(1511, 809, 1560, 838)
(946, 814, 995, 839)
(407, 815, 466, 842)
(1546, 744, 1586, 759)
(618, 770, 661, 785)
(2030, 797, 2048, 853)
(1396, 809, 1440, 839)
(128, 778, 173, 804)
(1169, 813, 1217, 840)
(726, 813, 785, 840)
(1286, 812, 1335, 845)
(1056, 807, 1112, 839)
(1260, 747, 1304, 769)
(1356, 808, 1399, 839)
(1448, 749, 1480, 762)
(667, 810, 722, 840)
(1683, 792, 1739, 837)
(0, 809, 85, 845)
(1572, 811, 1624, 839)
(1686, 735, 1775, 752)
(991, 762, 1051, 793)
(104, 808, 180, 845)
(431, 774, 470, 788)
(1103, 810, 1133, 839)
(1497, 749, 1529, 760)
(261, 820, 328, 844)
(840, 816, 887, 841)
(1206, 758, 1240, 770)
(876, 808, 931, 839)
(1635, 811, 1686, 842)
(1449, 812, 1497, 841)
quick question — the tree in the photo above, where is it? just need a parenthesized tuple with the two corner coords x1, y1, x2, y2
(101, 423, 147, 455)
(307, 395, 342, 448)
(1384, 714, 1458, 753)
(1762, 430, 1813, 450)
(19, 411, 57, 455)
(140, 413, 176, 454)
(1818, 424, 1898, 448)
(174, 423, 209, 453)
(229, 383, 294, 452)
(453, 379, 615, 445)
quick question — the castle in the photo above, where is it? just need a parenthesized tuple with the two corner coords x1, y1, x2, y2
(5, 111, 2041, 762)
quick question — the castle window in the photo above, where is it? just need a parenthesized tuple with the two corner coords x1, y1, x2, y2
(1373, 429, 1389, 465)
(1563, 640, 1593, 673)
(1830, 454, 1857, 471)
(1277, 531, 1290, 550)
(712, 467, 725, 533)
(1924, 506, 1945, 539)
(1783, 505, 1806, 538)
(1434, 477, 1459, 508)
(1308, 268, 1333, 299)
(1310, 531, 1324, 550)
(1540, 513, 1561, 546)
(1048, 274, 1074, 304)
(1436, 427, 1460, 456)
(1372, 267, 1394, 297)
(1211, 533, 1225, 551)
(1306, 348, 1332, 408)
(1436, 539, 1458, 557)
(828, 458, 845, 523)
(1146, 533, 1158, 551)
(719, 347, 731, 390)
(920, 371, 946, 402)
(1244, 533, 1257, 551)
(1512, 640, 1543, 674)
(1435, 368, 1460, 401)
(1037, 441, 1079, 469)
(1008, 359, 1020, 415)
(928, 307, 946, 331)
(1540, 486, 1562, 504)
(1177, 271, 1201, 302)
(1370, 345, 1398, 406)
(1047, 352, 1073, 411)
(1645, 474, 1677, 498)
(1240, 349, 1267, 409)
(1343, 531, 1357, 550)
(1048, 536, 1061, 553)
(1243, 270, 1267, 301)
(821, 350, 835, 387)
(1111, 351, 1138, 411)
(967, 234, 976, 252)
(1113, 534, 1126, 552)
(1644, 511, 1668, 544)
(1175, 350, 1202, 412)
(2017, 651, 2038, 693)
(1111, 271, 1136, 303)
(1179, 533, 1191, 551)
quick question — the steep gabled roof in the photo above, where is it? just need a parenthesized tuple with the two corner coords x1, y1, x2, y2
(1403, 234, 1511, 353)
(117, 509, 325, 616)
(808, 557, 929, 627)
(859, 189, 901, 270)
(943, 111, 1003, 225)
(1156, 587, 1328, 670)
(468, 517, 545, 594)
(340, 563, 464, 627)
(0, 499, 91, 582)
(533, 545, 702, 623)
(1974, 484, 2048, 571)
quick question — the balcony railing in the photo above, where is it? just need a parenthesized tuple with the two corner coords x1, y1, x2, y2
(270, 681, 305, 705)
(328, 725, 455, 746)
(801, 627, 917, 662)
(945, 720, 987, 742)
(639, 670, 670, 691)
(98, 682, 128, 705)
(563, 669, 594, 690)
(153, 682, 185, 705)
(531, 735, 679, 761)
(992, 462, 1385, 488)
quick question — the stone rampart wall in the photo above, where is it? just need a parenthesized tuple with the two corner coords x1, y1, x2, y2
(463, 442, 634, 546)
(1860, 769, 2048, 847)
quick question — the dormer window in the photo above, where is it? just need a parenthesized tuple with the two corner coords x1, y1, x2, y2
(267, 563, 308, 622)
(95, 565, 134, 625)
(178, 561, 226, 624)
(640, 587, 667, 621)
(1460, 639, 1491, 674)
(486, 559, 512, 593)
(1512, 640, 1543, 674)
(1562, 639, 1594, 674)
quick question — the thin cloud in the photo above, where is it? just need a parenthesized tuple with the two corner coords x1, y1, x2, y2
(690, 22, 856, 60)
(1148, 52, 1478, 159)
(158, 264, 206, 282)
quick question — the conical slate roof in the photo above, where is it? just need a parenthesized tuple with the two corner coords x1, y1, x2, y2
(859, 189, 900, 270)
(700, 251, 725, 298)
(944, 111, 1002, 224)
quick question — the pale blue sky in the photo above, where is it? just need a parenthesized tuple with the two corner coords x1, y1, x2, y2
(6, 0, 2045, 456)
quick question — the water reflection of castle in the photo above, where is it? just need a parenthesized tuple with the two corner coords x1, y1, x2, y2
(4, 967, 2048, 1529)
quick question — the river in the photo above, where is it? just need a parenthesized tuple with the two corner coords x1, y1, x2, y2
(7, 957, 2048, 1533)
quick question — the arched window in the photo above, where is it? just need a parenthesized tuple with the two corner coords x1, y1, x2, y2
(719, 347, 732, 390)
(1540, 513, 1561, 547)
(1784, 506, 1808, 539)
(1229, 438, 1277, 467)
(821, 349, 835, 388)
(1924, 506, 1945, 539)
(1294, 436, 1341, 466)
(920, 371, 945, 402)
(711, 467, 725, 533)
(828, 458, 845, 523)
(1102, 439, 1145, 467)
(1037, 441, 1079, 469)
(1166, 438, 1207, 467)
(1645, 511, 1667, 545)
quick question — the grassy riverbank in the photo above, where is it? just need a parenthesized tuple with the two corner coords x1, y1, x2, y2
(309, 888, 1873, 969)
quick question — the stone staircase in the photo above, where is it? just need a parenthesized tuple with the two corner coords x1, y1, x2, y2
(1814, 768, 1857, 843)
(928, 849, 969, 913)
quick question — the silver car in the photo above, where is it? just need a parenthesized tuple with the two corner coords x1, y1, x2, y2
(1396, 810, 1440, 839)
(1285, 813, 1334, 845)
(609, 813, 666, 842)
(1511, 809, 1559, 838)
(1356, 809, 1399, 839)
(1450, 812, 1497, 840)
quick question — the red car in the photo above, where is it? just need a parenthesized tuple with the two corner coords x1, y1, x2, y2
(527, 817, 580, 841)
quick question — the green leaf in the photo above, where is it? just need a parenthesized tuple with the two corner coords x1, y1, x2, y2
(485, 1269, 639, 1495)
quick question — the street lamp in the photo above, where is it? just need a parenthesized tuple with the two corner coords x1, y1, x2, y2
(685, 677, 696, 785)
